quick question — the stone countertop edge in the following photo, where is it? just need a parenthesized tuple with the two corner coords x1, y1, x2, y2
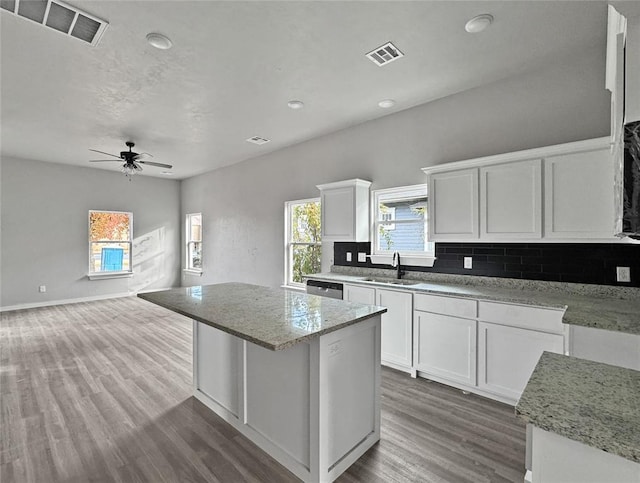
(303, 270, 640, 335)
(138, 284, 387, 351)
(515, 352, 640, 463)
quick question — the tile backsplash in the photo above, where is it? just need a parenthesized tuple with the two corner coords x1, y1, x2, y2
(333, 242, 640, 287)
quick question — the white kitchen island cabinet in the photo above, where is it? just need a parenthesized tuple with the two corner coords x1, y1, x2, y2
(139, 283, 386, 483)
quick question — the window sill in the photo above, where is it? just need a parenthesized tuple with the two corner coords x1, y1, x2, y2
(88, 272, 133, 281)
(368, 254, 436, 267)
(183, 269, 203, 276)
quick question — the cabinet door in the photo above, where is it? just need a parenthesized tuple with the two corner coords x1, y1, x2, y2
(414, 311, 476, 386)
(428, 169, 479, 240)
(544, 149, 615, 239)
(321, 187, 355, 240)
(477, 322, 563, 402)
(480, 160, 542, 239)
(376, 289, 412, 369)
(343, 284, 375, 305)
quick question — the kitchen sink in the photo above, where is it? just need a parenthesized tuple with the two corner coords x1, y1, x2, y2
(363, 277, 421, 286)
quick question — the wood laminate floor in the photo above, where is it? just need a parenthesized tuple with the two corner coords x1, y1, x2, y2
(1, 297, 526, 482)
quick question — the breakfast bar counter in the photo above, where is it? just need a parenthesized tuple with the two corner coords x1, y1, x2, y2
(139, 283, 387, 483)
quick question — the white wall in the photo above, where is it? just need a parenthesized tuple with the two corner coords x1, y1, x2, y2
(0, 157, 181, 308)
(181, 47, 610, 289)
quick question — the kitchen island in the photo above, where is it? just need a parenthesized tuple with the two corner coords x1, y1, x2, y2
(138, 283, 386, 483)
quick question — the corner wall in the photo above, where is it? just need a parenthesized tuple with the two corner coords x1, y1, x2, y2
(0, 157, 181, 308)
(180, 47, 611, 288)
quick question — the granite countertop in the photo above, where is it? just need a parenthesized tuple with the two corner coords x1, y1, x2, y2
(305, 269, 640, 335)
(516, 352, 640, 463)
(138, 283, 386, 351)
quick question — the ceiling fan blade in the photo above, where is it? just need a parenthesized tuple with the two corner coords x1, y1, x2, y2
(138, 160, 172, 169)
(134, 163, 143, 171)
(89, 149, 122, 159)
(135, 152, 154, 160)
(89, 159, 122, 162)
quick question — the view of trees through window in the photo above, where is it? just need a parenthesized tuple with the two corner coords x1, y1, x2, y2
(89, 211, 132, 273)
(288, 200, 321, 285)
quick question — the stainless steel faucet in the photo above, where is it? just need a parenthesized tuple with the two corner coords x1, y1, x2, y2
(392, 251, 404, 279)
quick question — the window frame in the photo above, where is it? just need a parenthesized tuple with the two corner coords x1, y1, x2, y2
(185, 213, 203, 274)
(284, 197, 322, 289)
(88, 210, 133, 280)
(371, 184, 435, 265)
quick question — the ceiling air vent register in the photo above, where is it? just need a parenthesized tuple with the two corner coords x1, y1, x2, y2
(366, 42, 404, 67)
(0, 0, 108, 46)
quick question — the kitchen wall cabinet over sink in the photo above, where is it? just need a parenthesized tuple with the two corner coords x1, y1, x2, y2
(316, 179, 371, 242)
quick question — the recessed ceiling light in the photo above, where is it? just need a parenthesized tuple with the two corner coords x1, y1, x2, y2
(465, 14, 493, 33)
(378, 99, 396, 109)
(146, 32, 173, 50)
(287, 100, 304, 110)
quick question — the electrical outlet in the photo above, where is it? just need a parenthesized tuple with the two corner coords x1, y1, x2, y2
(464, 257, 472, 269)
(358, 252, 366, 263)
(616, 266, 631, 283)
(346, 252, 352, 262)
(39, 285, 46, 293)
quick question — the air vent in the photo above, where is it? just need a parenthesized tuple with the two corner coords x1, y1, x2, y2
(246, 136, 270, 145)
(366, 41, 404, 67)
(1, 0, 108, 46)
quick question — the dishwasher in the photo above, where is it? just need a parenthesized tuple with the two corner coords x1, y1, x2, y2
(305, 279, 344, 299)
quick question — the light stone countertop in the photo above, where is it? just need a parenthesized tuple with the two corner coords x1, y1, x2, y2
(516, 352, 640, 463)
(138, 282, 386, 351)
(305, 268, 640, 335)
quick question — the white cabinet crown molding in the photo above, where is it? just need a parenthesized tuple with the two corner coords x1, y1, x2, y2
(421, 137, 610, 175)
(316, 178, 372, 190)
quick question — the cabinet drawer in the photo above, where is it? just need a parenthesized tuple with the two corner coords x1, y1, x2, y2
(414, 293, 477, 319)
(478, 301, 564, 334)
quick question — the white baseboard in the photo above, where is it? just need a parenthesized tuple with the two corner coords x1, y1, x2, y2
(1, 286, 178, 312)
(2, 291, 134, 312)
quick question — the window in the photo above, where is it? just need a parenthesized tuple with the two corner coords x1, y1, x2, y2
(372, 185, 434, 260)
(186, 213, 202, 271)
(285, 198, 321, 287)
(89, 210, 133, 276)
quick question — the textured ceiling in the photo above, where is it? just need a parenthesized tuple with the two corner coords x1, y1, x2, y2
(1, 1, 610, 179)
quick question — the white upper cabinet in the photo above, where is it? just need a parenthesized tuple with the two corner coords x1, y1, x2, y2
(317, 179, 371, 242)
(544, 147, 614, 239)
(480, 160, 542, 239)
(423, 137, 613, 242)
(428, 169, 478, 241)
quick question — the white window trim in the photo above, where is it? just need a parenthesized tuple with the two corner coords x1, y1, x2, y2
(185, 213, 203, 273)
(371, 184, 436, 267)
(88, 210, 133, 278)
(284, 197, 321, 289)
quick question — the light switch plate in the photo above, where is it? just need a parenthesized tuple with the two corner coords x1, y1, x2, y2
(346, 252, 352, 262)
(464, 257, 472, 269)
(358, 252, 366, 263)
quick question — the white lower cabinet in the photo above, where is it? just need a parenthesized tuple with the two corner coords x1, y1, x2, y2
(343, 284, 413, 373)
(414, 311, 476, 386)
(345, 284, 568, 405)
(343, 284, 375, 305)
(477, 322, 564, 402)
(376, 288, 413, 372)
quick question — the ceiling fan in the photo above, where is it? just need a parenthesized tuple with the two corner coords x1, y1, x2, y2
(89, 141, 172, 178)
